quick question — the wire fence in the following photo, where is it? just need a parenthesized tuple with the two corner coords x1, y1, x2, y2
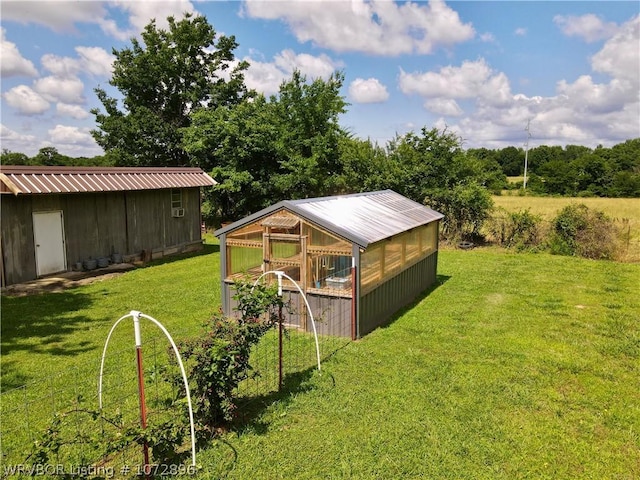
(1, 306, 351, 478)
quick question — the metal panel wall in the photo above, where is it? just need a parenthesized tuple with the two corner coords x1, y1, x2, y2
(358, 251, 438, 336)
(0, 195, 36, 285)
(0, 188, 204, 286)
(223, 284, 352, 338)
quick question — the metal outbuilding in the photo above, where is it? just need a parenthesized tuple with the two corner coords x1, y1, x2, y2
(214, 190, 443, 338)
(0, 165, 216, 286)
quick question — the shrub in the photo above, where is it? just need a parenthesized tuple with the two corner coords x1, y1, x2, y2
(487, 208, 542, 251)
(169, 280, 284, 440)
(425, 182, 493, 242)
(549, 204, 619, 260)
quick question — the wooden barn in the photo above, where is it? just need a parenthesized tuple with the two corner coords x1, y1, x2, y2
(214, 190, 443, 338)
(0, 165, 216, 286)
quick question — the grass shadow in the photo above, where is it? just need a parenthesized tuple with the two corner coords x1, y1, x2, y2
(139, 243, 219, 269)
(376, 274, 452, 332)
(0, 290, 99, 388)
(232, 367, 317, 436)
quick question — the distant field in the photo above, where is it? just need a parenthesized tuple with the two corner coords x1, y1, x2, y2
(492, 195, 640, 262)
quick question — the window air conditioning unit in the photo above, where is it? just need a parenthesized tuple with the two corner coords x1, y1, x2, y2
(172, 207, 185, 218)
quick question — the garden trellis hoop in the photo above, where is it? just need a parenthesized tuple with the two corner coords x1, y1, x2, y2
(98, 311, 196, 470)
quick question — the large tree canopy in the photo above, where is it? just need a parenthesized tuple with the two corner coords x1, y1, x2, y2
(91, 14, 249, 167)
(182, 71, 348, 223)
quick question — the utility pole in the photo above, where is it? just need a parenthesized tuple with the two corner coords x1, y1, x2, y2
(523, 120, 531, 190)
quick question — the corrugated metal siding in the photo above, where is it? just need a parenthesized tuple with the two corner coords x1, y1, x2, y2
(359, 251, 438, 336)
(224, 283, 353, 338)
(0, 188, 205, 285)
(0, 166, 216, 195)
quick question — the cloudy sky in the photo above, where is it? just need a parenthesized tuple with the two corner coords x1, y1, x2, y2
(1, 0, 639, 157)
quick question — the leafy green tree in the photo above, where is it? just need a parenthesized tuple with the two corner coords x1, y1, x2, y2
(92, 14, 249, 167)
(572, 153, 613, 196)
(564, 144, 592, 162)
(527, 145, 563, 173)
(379, 127, 494, 240)
(335, 135, 388, 193)
(0, 149, 30, 165)
(425, 182, 493, 240)
(271, 71, 348, 199)
(32, 147, 69, 166)
(495, 146, 524, 176)
(183, 94, 282, 224)
(183, 71, 347, 223)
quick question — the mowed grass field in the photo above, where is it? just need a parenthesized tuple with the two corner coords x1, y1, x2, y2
(2, 240, 639, 478)
(493, 195, 640, 262)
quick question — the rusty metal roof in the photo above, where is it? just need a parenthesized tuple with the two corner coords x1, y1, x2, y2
(216, 190, 443, 249)
(0, 166, 216, 195)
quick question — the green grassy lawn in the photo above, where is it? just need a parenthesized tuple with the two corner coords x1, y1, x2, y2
(197, 250, 639, 479)
(2, 244, 639, 478)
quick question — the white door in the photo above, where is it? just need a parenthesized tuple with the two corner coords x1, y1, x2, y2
(33, 211, 67, 276)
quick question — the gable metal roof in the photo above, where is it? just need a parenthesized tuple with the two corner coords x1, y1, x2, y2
(215, 190, 443, 249)
(0, 166, 216, 195)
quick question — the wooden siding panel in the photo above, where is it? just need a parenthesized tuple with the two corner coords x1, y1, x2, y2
(164, 189, 201, 247)
(125, 190, 166, 253)
(95, 193, 127, 257)
(64, 195, 99, 264)
(0, 196, 36, 284)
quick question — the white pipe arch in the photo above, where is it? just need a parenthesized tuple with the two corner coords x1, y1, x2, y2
(252, 270, 321, 373)
(98, 311, 196, 467)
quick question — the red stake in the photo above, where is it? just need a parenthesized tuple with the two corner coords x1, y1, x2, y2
(133, 313, 150, 478)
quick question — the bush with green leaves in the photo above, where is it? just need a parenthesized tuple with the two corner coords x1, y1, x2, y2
(28, 280, 285, 468)
(487, 208, 543, 251)
(548, 204, 619, 259)
(167, 279, 285, 444)
(425, 182, 493, 242)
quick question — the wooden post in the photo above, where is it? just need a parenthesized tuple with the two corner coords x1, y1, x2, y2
(262, 228, 271, 273)
(351, 259, 357, 340)
(300, 235, 308, 330)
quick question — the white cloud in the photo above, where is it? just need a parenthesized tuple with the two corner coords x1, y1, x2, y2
(0, 0, 196, 41)
(398, 42, 639, 148)
(34, 76, 85, 104)
(48, 124, 94, 145)
(591, 15, 640, 83)
(1, 123, 38, 145)
(424, 98, 463, 116)
(3, 85, 50, 115)
(243, 0, 474, 55)
(554, 13, 619, 42)
(0, 1, 107, 33)
(56, 103, 90, 119)
(242, 49, 342, 95)
(41, 54, 79, 78)
(41, 47, 114, 79)
(103, 0, 197, 40)
(514, 27, 527, 36)
(399, 58, 511, 104)
(274, 50, 341, 79)
(46, 125, 102, 157)
(349, 78, 389, 103)
(479, 32, 496, 43)
(242, 60, 285, 95)
(75, 47, 115, 77)
(0, 28, 38, 78)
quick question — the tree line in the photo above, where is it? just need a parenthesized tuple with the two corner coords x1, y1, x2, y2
(2, 14, 638, 233)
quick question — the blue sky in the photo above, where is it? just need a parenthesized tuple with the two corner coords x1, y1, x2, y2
(1, 0, 639, 157)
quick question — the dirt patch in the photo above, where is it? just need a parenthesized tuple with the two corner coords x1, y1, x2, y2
(1, 263, 137, 297)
